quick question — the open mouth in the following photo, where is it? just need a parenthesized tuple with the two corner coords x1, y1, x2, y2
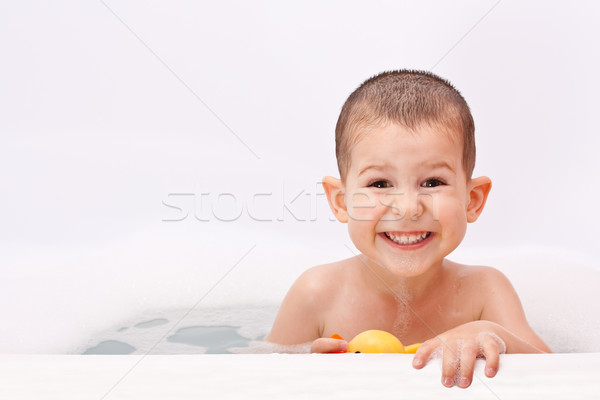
(383, 231, 432, 245)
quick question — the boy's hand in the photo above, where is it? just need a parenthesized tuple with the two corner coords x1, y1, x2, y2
(411, 321, 506, 388)
(310, 338, 349, 353)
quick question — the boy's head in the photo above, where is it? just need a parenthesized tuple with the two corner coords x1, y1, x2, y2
(323, 70, 491, 276)
(335, 70, 475, 182)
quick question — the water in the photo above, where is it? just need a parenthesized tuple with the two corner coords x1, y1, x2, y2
(83, 340, 136, 355)
(76, 247, 600, 355)
(77, 305, 276, 355)
(167, 326, 251, 353)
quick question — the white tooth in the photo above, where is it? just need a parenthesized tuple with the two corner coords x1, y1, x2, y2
(386, 232, 430, 245)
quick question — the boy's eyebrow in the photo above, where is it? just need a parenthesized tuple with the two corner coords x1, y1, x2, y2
(358, 161, 454, 177)
(423, 160, 455, 172)
(358, 164, 393, 177)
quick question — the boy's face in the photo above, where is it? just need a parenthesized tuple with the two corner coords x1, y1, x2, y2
(339, 122, 474, 276)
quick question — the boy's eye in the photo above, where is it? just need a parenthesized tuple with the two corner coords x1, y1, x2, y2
(421, 178, 446, 188)
(368, 180, 391, 189)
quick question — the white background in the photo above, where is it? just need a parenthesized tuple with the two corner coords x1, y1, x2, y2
(1, 1, 599, 352)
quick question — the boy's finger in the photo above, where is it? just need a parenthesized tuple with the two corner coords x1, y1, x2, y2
(310, 338, 348, 353)
(482, 337, 500, 377)
(441, 345, 459, 387)
(457, 342, 478, 388)
(412, 340, 435, 369)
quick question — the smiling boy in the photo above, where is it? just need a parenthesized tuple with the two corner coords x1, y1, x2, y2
(266, 70, 550, 388)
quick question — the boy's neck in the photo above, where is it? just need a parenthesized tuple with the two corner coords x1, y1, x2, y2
(356, 254, 447, 303)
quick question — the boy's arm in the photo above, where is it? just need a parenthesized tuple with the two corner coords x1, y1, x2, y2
(266, 267, 329, 345)
(413, 267, 551, 388)
(478, 267, 552, 353)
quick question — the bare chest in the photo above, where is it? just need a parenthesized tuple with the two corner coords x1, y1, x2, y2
(322, 286, 479, 344)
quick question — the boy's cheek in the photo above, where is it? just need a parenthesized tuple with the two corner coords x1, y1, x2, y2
(346, 191, 379, 221)
(431, 196, 465, 222)
(436, 207, 469, 244)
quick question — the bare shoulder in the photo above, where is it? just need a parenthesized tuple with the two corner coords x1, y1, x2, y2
(470, 265, 516, 295)
(446, 261, 518, 316)
(445, 260, 551, 352)
(266, 258, 353, 344)
(452, 262, 524, 321)
(292, 258, 355, 302)
(450, 261, 513, 288)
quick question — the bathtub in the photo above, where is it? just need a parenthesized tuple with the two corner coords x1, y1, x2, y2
(1, 353, 599, 399)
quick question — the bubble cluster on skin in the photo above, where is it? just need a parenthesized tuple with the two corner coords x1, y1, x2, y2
(392, 307, 411, 339)
(426, 332, 507, 361)
(391, 285, 416, 339)
(389, 254, 421, 275)
(424, 332, 507, 385)
(477, 331, 507, 355)
(356, 254, 422, 339)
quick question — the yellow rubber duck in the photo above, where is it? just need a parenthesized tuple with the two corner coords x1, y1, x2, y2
(331, 330, 422, 353)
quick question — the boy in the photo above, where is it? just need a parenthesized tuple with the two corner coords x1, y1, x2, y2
(266, 70, 551, 388)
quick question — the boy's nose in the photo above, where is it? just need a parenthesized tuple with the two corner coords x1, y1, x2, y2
(384, 190, 424, 220)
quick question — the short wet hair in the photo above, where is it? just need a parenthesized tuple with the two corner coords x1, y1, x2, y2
(335, 70, 476, 181)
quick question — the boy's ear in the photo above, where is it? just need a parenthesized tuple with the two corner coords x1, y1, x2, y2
(322, 176, 348, 223)
(466, 176, 492, 223)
